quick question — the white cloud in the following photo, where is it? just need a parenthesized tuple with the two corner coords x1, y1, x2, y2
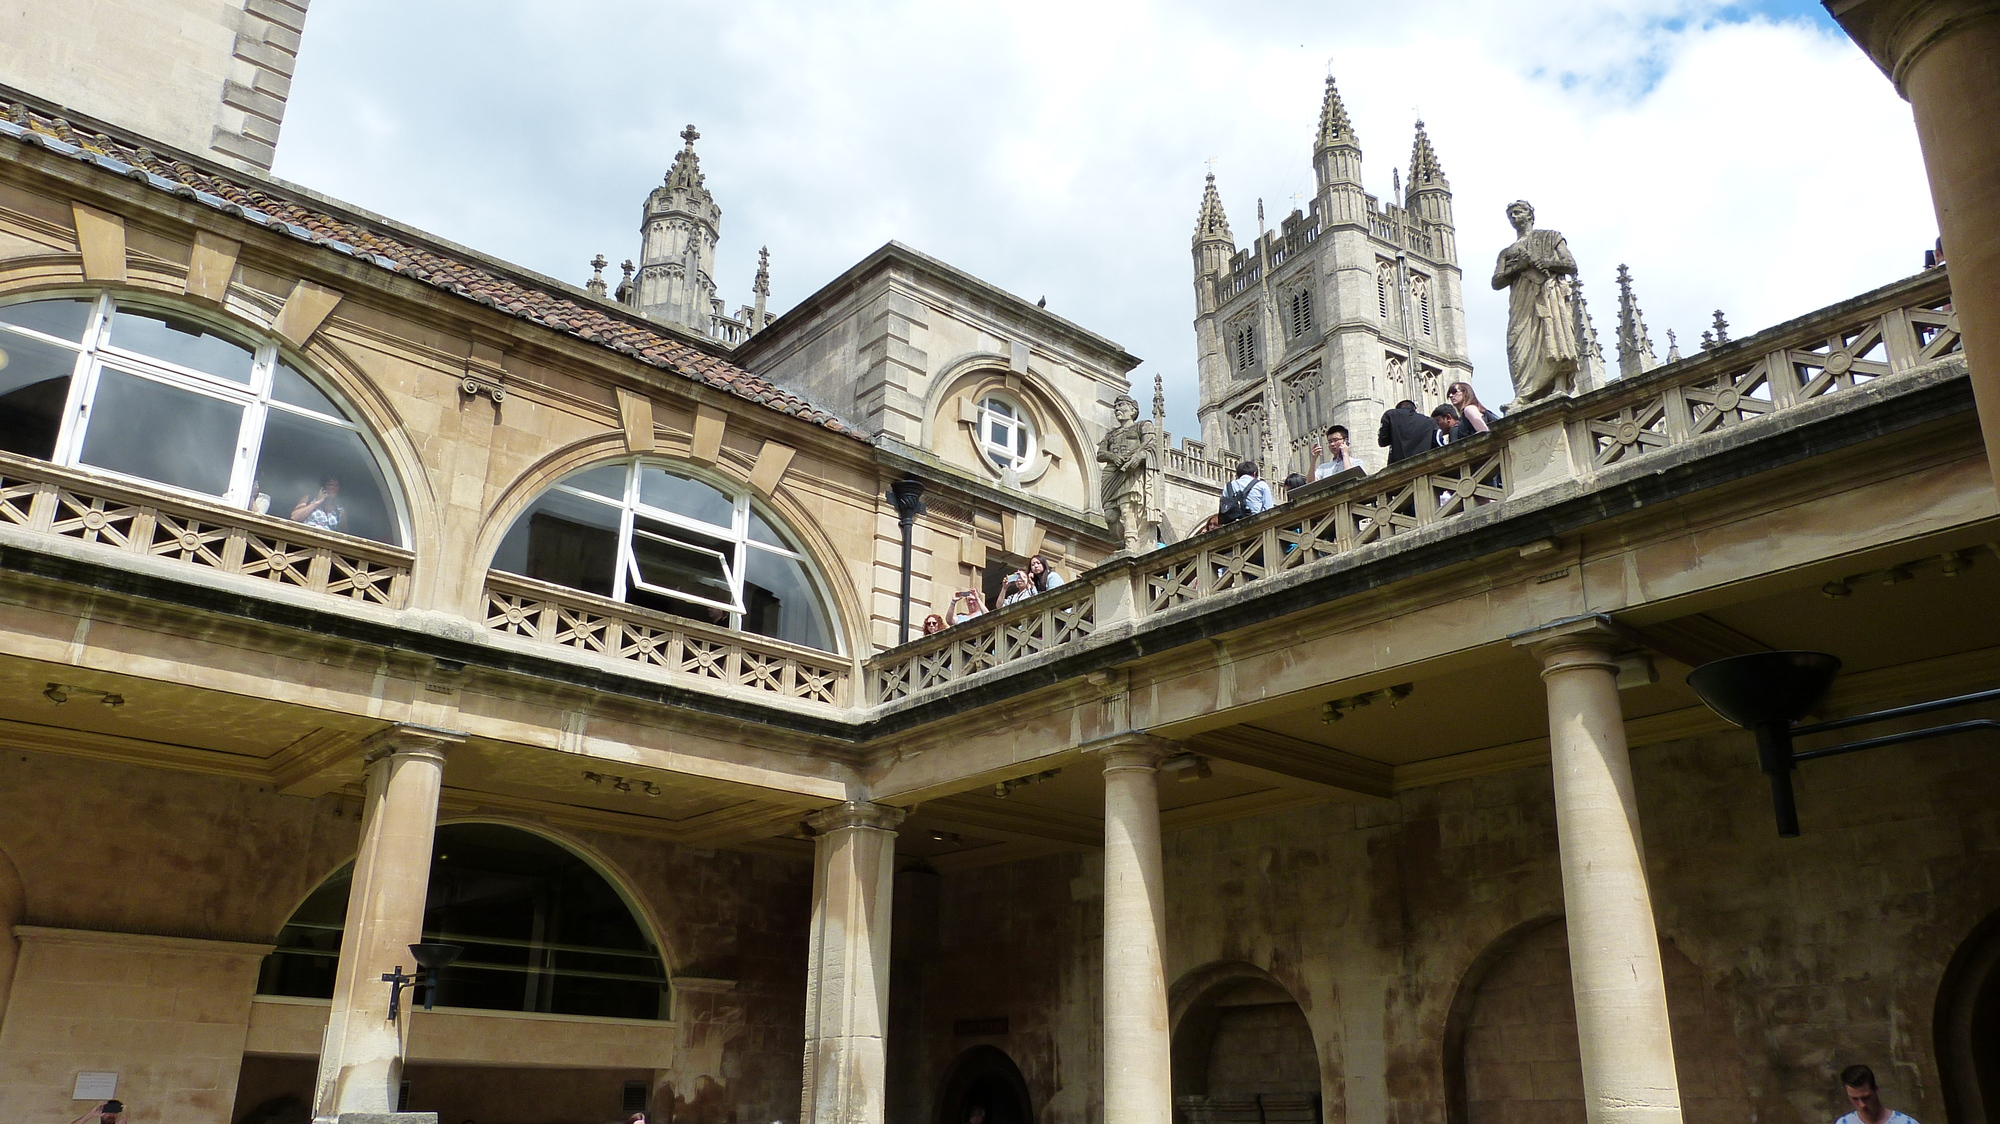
(274, 0, 1935, 436)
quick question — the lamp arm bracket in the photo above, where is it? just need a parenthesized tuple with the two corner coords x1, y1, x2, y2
(1791, 719, 2000, 762)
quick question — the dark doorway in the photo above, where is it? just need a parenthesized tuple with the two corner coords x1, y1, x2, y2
(1170, 964, 1322, 1124)
(934, 1045, 1033, 1124)
(1939, 909, 2000, 1123)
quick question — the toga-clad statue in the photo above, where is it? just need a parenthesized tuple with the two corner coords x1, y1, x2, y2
(1096, 394, 1153, 553)
(1492, 200, 1582, 407)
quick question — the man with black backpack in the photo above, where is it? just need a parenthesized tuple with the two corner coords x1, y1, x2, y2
(1217, 460, 1274, 525)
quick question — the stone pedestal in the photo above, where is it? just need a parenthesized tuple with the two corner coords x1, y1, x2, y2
(1520, 619, 1682, 1124)
(1100, 736, 1175, 1124)
(800, 801, 905, 1124)
(312, 726, 462, 1123)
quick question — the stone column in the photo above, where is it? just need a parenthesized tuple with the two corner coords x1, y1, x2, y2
(311, 725, 462, 1123)
(1829, 0, 2000, 499)
(1517, 619, 1681, 1124)
(800, 800, 905, 1124)
(1100, 736, 1175, 1124)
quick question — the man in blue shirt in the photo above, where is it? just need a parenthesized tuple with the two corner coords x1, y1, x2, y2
(1220, 460, 1274, 522)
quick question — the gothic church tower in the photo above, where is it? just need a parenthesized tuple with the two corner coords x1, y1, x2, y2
(635, 125, 722, 335)
(1192, 78, 1473, 474)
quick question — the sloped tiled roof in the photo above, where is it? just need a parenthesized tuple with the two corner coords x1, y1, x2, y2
(0, 93, 865, 439)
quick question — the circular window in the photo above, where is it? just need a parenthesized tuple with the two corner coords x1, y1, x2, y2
(0, 292, 405, 545)
(492, 458, 839, 653)
(977, 394, 1037, 473)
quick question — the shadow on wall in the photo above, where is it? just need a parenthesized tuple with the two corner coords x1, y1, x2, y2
(1937, 906, 2000, 1123)
(1169, 961, 1323, 1124)
(933, 1044, 1034, 1124)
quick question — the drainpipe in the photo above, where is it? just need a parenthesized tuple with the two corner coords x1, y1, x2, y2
(887, 476, 926, 644)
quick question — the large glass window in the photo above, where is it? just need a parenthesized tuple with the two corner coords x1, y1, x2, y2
(0, 292, 403, 545)
(259, 823, 668, 1021)
(493, 459, 838, 653)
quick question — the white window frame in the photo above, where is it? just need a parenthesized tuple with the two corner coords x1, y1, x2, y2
(2, 290, 408, 545)
(976, 393, 1037, 473)
(532, 458, 842, 653)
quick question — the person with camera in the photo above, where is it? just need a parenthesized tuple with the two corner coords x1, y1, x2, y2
(1001, 554, 1064, 606)
(947, 589, 987, 625)
(70, 1100, 124, 1124)
(1311, 424, 1364, 480)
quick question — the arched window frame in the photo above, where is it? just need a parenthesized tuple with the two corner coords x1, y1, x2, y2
(496, 456, 844, 654)
(976, 391, 1038, 474)
(0, 289, 410, 546)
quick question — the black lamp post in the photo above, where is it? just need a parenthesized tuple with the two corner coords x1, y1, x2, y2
(887, 476, 925, 644)
(409, 941, 463, 1012)
(1686, 651, 2000, 837)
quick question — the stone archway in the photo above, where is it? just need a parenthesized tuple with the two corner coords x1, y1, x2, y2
(1170, 962, 1321, 1124)
(933, 1044, 1033, 1124)
(1938, 908, 2000, 1123)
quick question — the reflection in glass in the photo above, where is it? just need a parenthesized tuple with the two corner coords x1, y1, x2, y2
(0, 329, 81, 459)
(258, 823, 668, 1020)
(492, 488, 621, 598)
(270, 361, 346, 418)
(562, 463, 627, 499)
(254, 409, 400, 543)
(106, 305, 254, 383)
(638, 466, 731, 528)
(0, 298, 92, 342)
(744, 547, 831, 651)
(78, 370, 240, 495)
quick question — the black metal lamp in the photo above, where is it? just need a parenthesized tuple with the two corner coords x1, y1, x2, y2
(409, 942, 463, 1012)
(1687, 651, 2000, 837)
(886, 476, 926, 644)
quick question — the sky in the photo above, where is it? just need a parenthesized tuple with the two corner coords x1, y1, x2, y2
(272, 0, 1938, 440)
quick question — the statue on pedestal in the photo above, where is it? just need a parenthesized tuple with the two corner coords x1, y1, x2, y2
(1096, 394, 1153, 553)
(1492, 200, 1582, 407)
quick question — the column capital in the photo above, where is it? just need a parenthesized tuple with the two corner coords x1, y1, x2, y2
(357, 723, 466, 766)
(1826, 0, 2000, 95)
(806, 800, 907, 835)
(1511, 614, 1637, 671)
(1087, 732, 1179, 771)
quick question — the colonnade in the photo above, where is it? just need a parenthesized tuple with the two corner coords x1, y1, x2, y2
(306, 617, 1679, 1124)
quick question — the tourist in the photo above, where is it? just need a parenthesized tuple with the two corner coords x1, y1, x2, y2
(1283, 472, 1308, 492)
(1446, 381, 1501, 436)
(290, 474, 346, 532)
(1378, 400, 1434, 463)
(1218, 460, 1273, 524)
(1430, 404, 1461, 447)
(70, 1100, 124, 1124)
(921, 613, 947, 636)
(1027, 553, 1064, 593)
(947, 589, 987, 625)
(1836, 1064, 1918, 1124)
(1312, 424, 1364, 479)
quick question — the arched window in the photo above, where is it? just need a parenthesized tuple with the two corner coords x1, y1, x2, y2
(0, 292, 403, 544)
(492, 458, 837, 652)
(259, 823, 668, 1020)
(977, 394, 1037, 472)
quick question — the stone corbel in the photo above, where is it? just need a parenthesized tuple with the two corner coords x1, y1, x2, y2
(461, 340, 508, 404)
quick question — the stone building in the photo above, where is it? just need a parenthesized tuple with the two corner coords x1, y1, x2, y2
(1, 6, 2000, 1124)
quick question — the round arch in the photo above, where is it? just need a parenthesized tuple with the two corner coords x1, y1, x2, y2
(923, 357, 1099, 505)
(1937, 906, 2000, 1123)
(0, 269, 432, 554)
(1168, 960, 1321, 1106)
(933, 1044, 1034, 1124)
(472, 444, 857, 655)
(1441, 915, 1564, 1124)
(258, 819, 674, 1020)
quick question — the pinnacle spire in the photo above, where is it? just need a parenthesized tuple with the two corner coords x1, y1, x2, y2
(1317, 76, 1357, 149)
(1615, 264, 1660, 378)
(1407, 119, 1447, 195)
(665, 123, 706, 192)
(753, 245, 771, 298)
(1193, 172, 1234, 246)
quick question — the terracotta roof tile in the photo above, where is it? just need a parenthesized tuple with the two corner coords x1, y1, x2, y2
(0, 98, 866, 439)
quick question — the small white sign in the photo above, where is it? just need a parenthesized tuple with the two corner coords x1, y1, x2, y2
(72, 1071, 118, 1100)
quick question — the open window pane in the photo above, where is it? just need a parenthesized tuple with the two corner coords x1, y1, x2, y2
(78, 370, 240, 495)
(493, 487, 622, 598)
(637, 466, 732, 529)
(106, 305, 254, 383)
(0, 298, 92, 342)
(629, 517, 734, 611)
(0, 329, 81, 459)
(744, 547, 832, 651)
(270, 361, 347, 419)
(255, 409, 400, 543)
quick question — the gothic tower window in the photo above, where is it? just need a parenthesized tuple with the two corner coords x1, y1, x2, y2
(976, 393, 1038, 473)
(0, 292, 405, 544)
(1234, 323, 1259, 372)
(1288, 288, 1315, 338)
(1411, 273, 1434, 335)
(1375, 260, 1395, 323)
(493, 458, 839, 652)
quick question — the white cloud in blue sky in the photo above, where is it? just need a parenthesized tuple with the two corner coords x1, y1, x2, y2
(274, 0, 1935, 438)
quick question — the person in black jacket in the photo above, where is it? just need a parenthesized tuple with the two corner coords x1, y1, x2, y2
(1378, 400, 1436, 464)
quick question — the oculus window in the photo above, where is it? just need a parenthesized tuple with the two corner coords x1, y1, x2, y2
(493, 458, 838, 653)
(260, 823, 669, 1020)
(976, 394, 1036, 473)
(0, 292, 403, 545)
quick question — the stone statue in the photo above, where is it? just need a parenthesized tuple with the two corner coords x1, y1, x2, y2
(1491, 200, 1582, 407)
(1096, 394, 1153, 553)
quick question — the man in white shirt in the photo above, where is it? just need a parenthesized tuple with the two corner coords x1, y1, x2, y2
(1311, 425, 1364, 480)
(1835, 1064, 1919, 1124)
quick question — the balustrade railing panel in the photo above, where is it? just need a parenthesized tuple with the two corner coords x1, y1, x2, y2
(870, 583, 1097, 704)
